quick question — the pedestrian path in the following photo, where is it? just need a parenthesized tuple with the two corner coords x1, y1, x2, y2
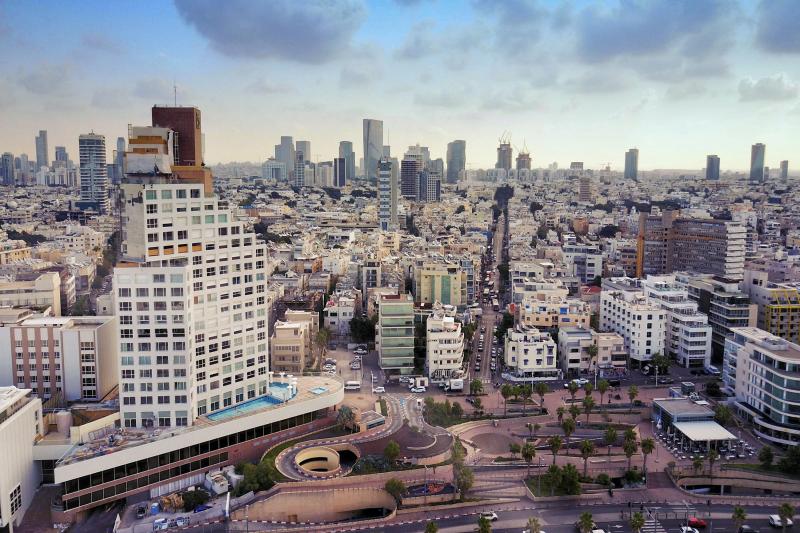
(641, 518, 667, 533)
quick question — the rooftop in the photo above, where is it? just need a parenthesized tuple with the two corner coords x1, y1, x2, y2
(654, 397, 714, 419)
(672, 420, 737, 442)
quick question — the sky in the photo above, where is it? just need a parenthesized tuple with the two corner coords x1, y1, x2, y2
(0, 0, 799, 171)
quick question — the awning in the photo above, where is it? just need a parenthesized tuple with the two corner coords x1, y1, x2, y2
(672, 421, 737, 442)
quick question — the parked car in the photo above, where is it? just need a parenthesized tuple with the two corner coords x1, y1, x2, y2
(372, 386, 385, 394)
(480, 511, 499, 521)
(136, 505, 147, 519)
(687, 517, 707, 528)
(769, 515, 793, 527)
(410, 386, 426, 393)
(738, 527, 757, 533)
(679, 527, 700, 533)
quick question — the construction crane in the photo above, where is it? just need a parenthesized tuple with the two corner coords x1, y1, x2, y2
(498, 131, 512, 145)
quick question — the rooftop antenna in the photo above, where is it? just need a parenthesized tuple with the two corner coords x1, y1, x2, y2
(173, 82, 177, 106)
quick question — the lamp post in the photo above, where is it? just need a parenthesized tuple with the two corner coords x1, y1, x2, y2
(245, 504, 249, 533)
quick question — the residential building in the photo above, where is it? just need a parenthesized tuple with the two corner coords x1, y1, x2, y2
(425, 303, 464, 382)
(578, 175, 593, 203)
(416, 170, 441, 203)
(378, 158, 396, 231)
(557, 327, 593, 377)
(503, 324, 558, 380)
(636, 211, 746, 280)
(362, 118, 383, 181)
(706, 155, 720, 180)
(375, 293, 414, 375)
(750, 142, 765, 183)
(780, 160, 789, 180)
(724, 327, 800, 446)
(0, 272, 62, 315)
(78, 133, 109, 213)
(516, 150, 531, 171)
(270, 320, 309, 374)
(1, 152, 16, 186)
(295, 141, 310, 164)
(742, 269, 800, 344)
(563, 243, 603, 284)
(323, 290, 359, 336)
(593, 330, 628, 371)
(600, 277, 666, 366)
(333, 157, 346, 188)
(400, 148, 423, 199)
(518, 293, 590, 331)
(151, 106, 204, 166)
(414, 260, 466, 308)
(293, 151, 305, 187)
(624, 148, 638, 180)
(445, 140, 465, 183)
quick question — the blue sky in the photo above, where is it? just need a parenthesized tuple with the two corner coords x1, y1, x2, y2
(1, 0, 798, 171)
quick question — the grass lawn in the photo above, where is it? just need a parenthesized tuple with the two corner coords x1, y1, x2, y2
(525, 476, 575, 497)
(261, 437, 306, 482)
(379, 398, 388, 416)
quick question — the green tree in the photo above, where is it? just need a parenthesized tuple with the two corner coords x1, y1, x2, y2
(624, 439, 639, 471)
(451, 401, 464, 418)
(509, 442, 521, 460)
(470, 379, 484, 396)
(583, 382, 594, 399)
(454, 463, 474, 495)
(314, 327, 331, 369)
(476, 516, 492, 533)
(525, 517, 542, 533)
(472, 397, 483, 415)
(597, 379, 609, 405)
(521, 442, 536, 478)
(384, 440, 401, 463)
(714, 404, 732, 426)
(627, 385, 639, 413)
(624, 427, 637, 444)
(603, 427, 618, 458)
(520, 384, 533, 415)
(583, 396, 595, 424)
(548, 435, 563, 465)
(336, 405, 356, 432)
(641, 438, 655, 475)
(630, 511, 646, 533)
(778, 503, 795, 533)
(534, 382, 550, 414)
(561, 418, 576, 456)
(556, 406, 565, 423)
(560, 463, 581, 495)
(707, 449, 719, 481)
(650, 353, 670, 374)
(579, 439, 596, 478)
(587, 344, 599, 370)
(568, 381, 579, 403)
(546, 464, 562, 496)
(732, 506, 747, 531)
(577, 511, 595, 533)
(501, 383, 513, 417)
(384, 478, 406, 503)
(569, 404, 581, 421)
(692, 457, 703, 474)
(759, 446, 774, 469)
(424, 521, 439, 533)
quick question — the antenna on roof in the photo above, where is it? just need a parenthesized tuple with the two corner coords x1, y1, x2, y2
(173, 82, 177, 107)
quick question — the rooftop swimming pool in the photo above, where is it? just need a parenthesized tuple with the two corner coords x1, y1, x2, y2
(310, 387, 329, 395)
(206, 382, 295, 422)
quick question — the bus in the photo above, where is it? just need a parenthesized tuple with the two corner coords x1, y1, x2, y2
(344, 381, 362, 391)
(492, 298, 500, 312)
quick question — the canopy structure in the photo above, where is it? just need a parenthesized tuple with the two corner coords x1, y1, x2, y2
(672, 421, 737, 443)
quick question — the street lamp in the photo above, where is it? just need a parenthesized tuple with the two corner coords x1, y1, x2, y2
(245, 504, 249, 533)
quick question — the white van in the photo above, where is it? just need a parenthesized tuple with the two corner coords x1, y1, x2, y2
(704, 365, 721, 376)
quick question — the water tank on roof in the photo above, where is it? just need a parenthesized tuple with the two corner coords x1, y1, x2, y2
(55, 410, 72, 436)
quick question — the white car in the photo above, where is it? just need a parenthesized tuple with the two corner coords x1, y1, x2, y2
(479, 511, 498, 521)
(399, 376, 411, 383)
(679, 527, 699, 533)
(410, 386, 426, 393)
(769, 515, 793, 527)
(372, 386, 385, 394)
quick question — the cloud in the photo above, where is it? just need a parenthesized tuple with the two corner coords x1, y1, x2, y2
(394, 22, 436, 60)
(738, 74, 798, 102)
(481, 85, 543, 113)
(475, 0, 548, 60)
(174, 0, 366, 64)
(246, 79, 289, 94)
(339, 66, 372, 88)
(133, 78, 173, 100)
(563, 73, 628, 94)
(91, 88, 128, 109)
(755, 0, 800, 54)
(664, 82, 707, 101)
(413, 90, 466, 108)
(81, 33, 123, 54)
(18, 63, 71, 95)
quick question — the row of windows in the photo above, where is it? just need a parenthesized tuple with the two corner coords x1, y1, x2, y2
(14, 339, 61, 347)
(144, 188, 202, 200)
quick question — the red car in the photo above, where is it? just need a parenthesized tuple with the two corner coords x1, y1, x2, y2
(688, 517, 707, 528)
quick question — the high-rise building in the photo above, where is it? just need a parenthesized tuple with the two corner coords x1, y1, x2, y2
(382, 145, 391, 158)
(338, 141, 355, 182)
(151, 106, 203, 166)
(503, 324, 558, 379)
(425, 303, 464, 382)
(293, 150, 305, 188)
(35, 130, 48, 170)
(333, 157, 346, 188)
(780, 160, 789, 180)
(445, 140, 465, 183)
(496, 142, 512, 171)
(578, 175, 593, 203)
(377, 158, 396, 231)
(416, 170, 441, 203)
(705, 154, 720, 180)
(601, 277, 667, 366)
(376, 293, 414, 375)
(624, 148, 639, 180)
(261, 159, 285, 181)
(750, 143, 765, 183)
(362, 118, 383, 182)
(296, 141, 311, 164)
(400, 150, 423, 200)
(570, 162, 584, 171)
(0, 152, 15, 185)
(516, 150, 531, 171)
(636, 211, 746, 280)
(111, 136, 126, 184)
(274, 136, 294, 180)
(55, 146, 68, 162)
(78, 133, 109, 213)
(742, 269, 800, 344)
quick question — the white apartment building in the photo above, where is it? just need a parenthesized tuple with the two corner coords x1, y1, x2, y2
(511, 277, 568, 305)
(378, 158, 397, 231)
(601, 278, 666, 366)
(114, 126, 269, 428)
(271, 320, 310, 374)
(0, 272, 62, 316)
(562, 243, 603, 284)
(557, 327, 594, 377)
(503, 324, 558, 380)
(425, 303, 464, 382)
(323, 290, 358, 336)
(0, 312, 118, 402)
(724, 327, 800, 446)
(641, 275, 712, 368)
(0, 387, 42, 533)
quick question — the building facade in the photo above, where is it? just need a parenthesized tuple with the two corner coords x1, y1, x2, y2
(503, 324, 558, 380)
(425, 304, 464, 382)
(601, 278, 666, 366)
(376, 293, 414, 375)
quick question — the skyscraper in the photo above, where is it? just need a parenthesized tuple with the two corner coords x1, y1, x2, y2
(780, 160, 789, 180)
(338, 141, 355, 183)
(78, 133, 109, 213)
(362, 118, 383, 182)
(274, 136, 294, 181)
(417, 170, 441, 203)
(496, 142, 512, 171)
(333, 157, 346, 188)
(296, 141, 311, 163)
(293, 151, 305, 188)
(151, 106, 203, 166)
(516, 150, 531, 171)
(0, 152, 15, 185)
(750, 143, 765, 183)
(578, 175, 593, 203)
(624, 148, 639, 180)
(55, 146, 68, 162)
(706, 155, 720, 181)
(378, 158, 396, 231)
(446, 140, 466, 183)
(401, 146, 424, 199)
(35, 130, 48, 170)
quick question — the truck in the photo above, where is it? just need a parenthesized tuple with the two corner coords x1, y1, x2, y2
(445, 378, 464, 392)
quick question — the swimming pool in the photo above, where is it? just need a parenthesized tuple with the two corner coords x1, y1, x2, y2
(310, 387, 328, 395)
(206, 382, 295, 421)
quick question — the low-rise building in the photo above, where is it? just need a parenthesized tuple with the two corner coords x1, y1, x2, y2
(517, 293, 591, 331)
(425, 303, 464, 382)
(270, 320, 310, 374)
(0, 271, 62, 315)
(323, 290, 359, 336)
(503, 324, 558, 380)
(742, 269, 800, 344)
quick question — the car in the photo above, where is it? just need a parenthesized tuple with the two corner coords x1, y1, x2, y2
(480, 511, 499, 521)
(738, 527, 757, 533)
(679, 527, 700, 533)
(410, 386, 426, 393)
(769, 515, 794, 527)
(372, 386, 385, 394)
(136, 505, 147, 519)
(399, 376, 411, 383)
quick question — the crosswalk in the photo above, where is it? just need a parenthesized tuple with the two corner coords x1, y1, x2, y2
(641, 519, 667, 533)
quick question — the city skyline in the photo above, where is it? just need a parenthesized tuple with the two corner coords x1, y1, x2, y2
(1, 0, 799, 171)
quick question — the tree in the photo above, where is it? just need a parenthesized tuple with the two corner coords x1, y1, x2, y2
(534, 382, 550, 414)
(707, 449, 719, 481)
(732, 506, 747, 531)
(583, 382, 594, 399)
(337, 405, 356, 432)
(568, 381, 579, 403)
(521, 443, 536, 477)
(580, 439, 596, 478)
(476, 516, 492, 533)
(501, 383, 513, 417)
(384, 478, 406, 503)
(759, 446, 774, 469)
(705, 381, 721, 397)
(641, 438, 655, 475)
(509, 442, 521, 460)
(583, 396, 595, 424)
(472, 397, 483, 415)
(624, 427, 637, 444)
(424, 522, 439, 533)
(587, 344, 599, 370)
(548, 435, 563, 465)
(561, 418, 576, 456)
(630, 511, 646, 533)
(778, 503, 795, 533)
(627, 385, 639, 413)
(598, 224, 621, 238)
(560, 463, 581, 495)
(520, 384, 533, 416)
(451, 401, 464, 418)
(384, 440, 401, 463)
(603, 427, 617, 458)
(525, 517, 542, 533)
(692, 457, 703, 474)
(454, 463, 474, 494)
(597, 379, 609, 406)
(556, 406, 565, 424)
(470, 379, 483, 396)
(714, 404, 732, 426)
(314, 328, 331, 368)
(525, 422, 537, 441)
(181, 489, 210, 511)
(624, 439, 639, 471)
(569, 404, 581, 421)
(577, 512, 595, 533)
(350, 315, 377, 342)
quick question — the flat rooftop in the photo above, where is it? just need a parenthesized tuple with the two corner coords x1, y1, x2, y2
(654, 397, 714, 419)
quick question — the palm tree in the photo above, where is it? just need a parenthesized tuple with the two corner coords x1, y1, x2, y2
(509, 442, 521, 460)
(512, 385, 522, 402)
(597, 379, 609, 405)
(501, 383, 513, 417)
(640, 438, 655, 475)
(624, 439, 638, 471)
(580, 439, 596, 478)
(568, 380, 579, 403)
(548, 435, 563, 465)
(627, 385, 639, 413)
(778, 503, 795, 533)
(692, 457, 703, 475)
(577, 511, 595, 533)
(629, 511, 646, 533)
(534, 382, 550, 414)
(584, 381, 594, 399)
(603, 427, 617, 459)
(569, 404, 580, 421)
(556, 406, 565, 424)
(561, 418, 576, 456)
(587, 344, 599, 371)
(583, 396, 596, 424)
(521, 442, 536, 478)
(623, 427, 637, 444)
(520, 384, 533, 416)
(476, 515, 492, 533)
(315, 327, 331, 369)
(470, 379, 484, 396)
(707, 449, 719, 482)
(732, 506, 747, 532)
(525, 517, 542, 533)
(425, 522, 439, 533)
